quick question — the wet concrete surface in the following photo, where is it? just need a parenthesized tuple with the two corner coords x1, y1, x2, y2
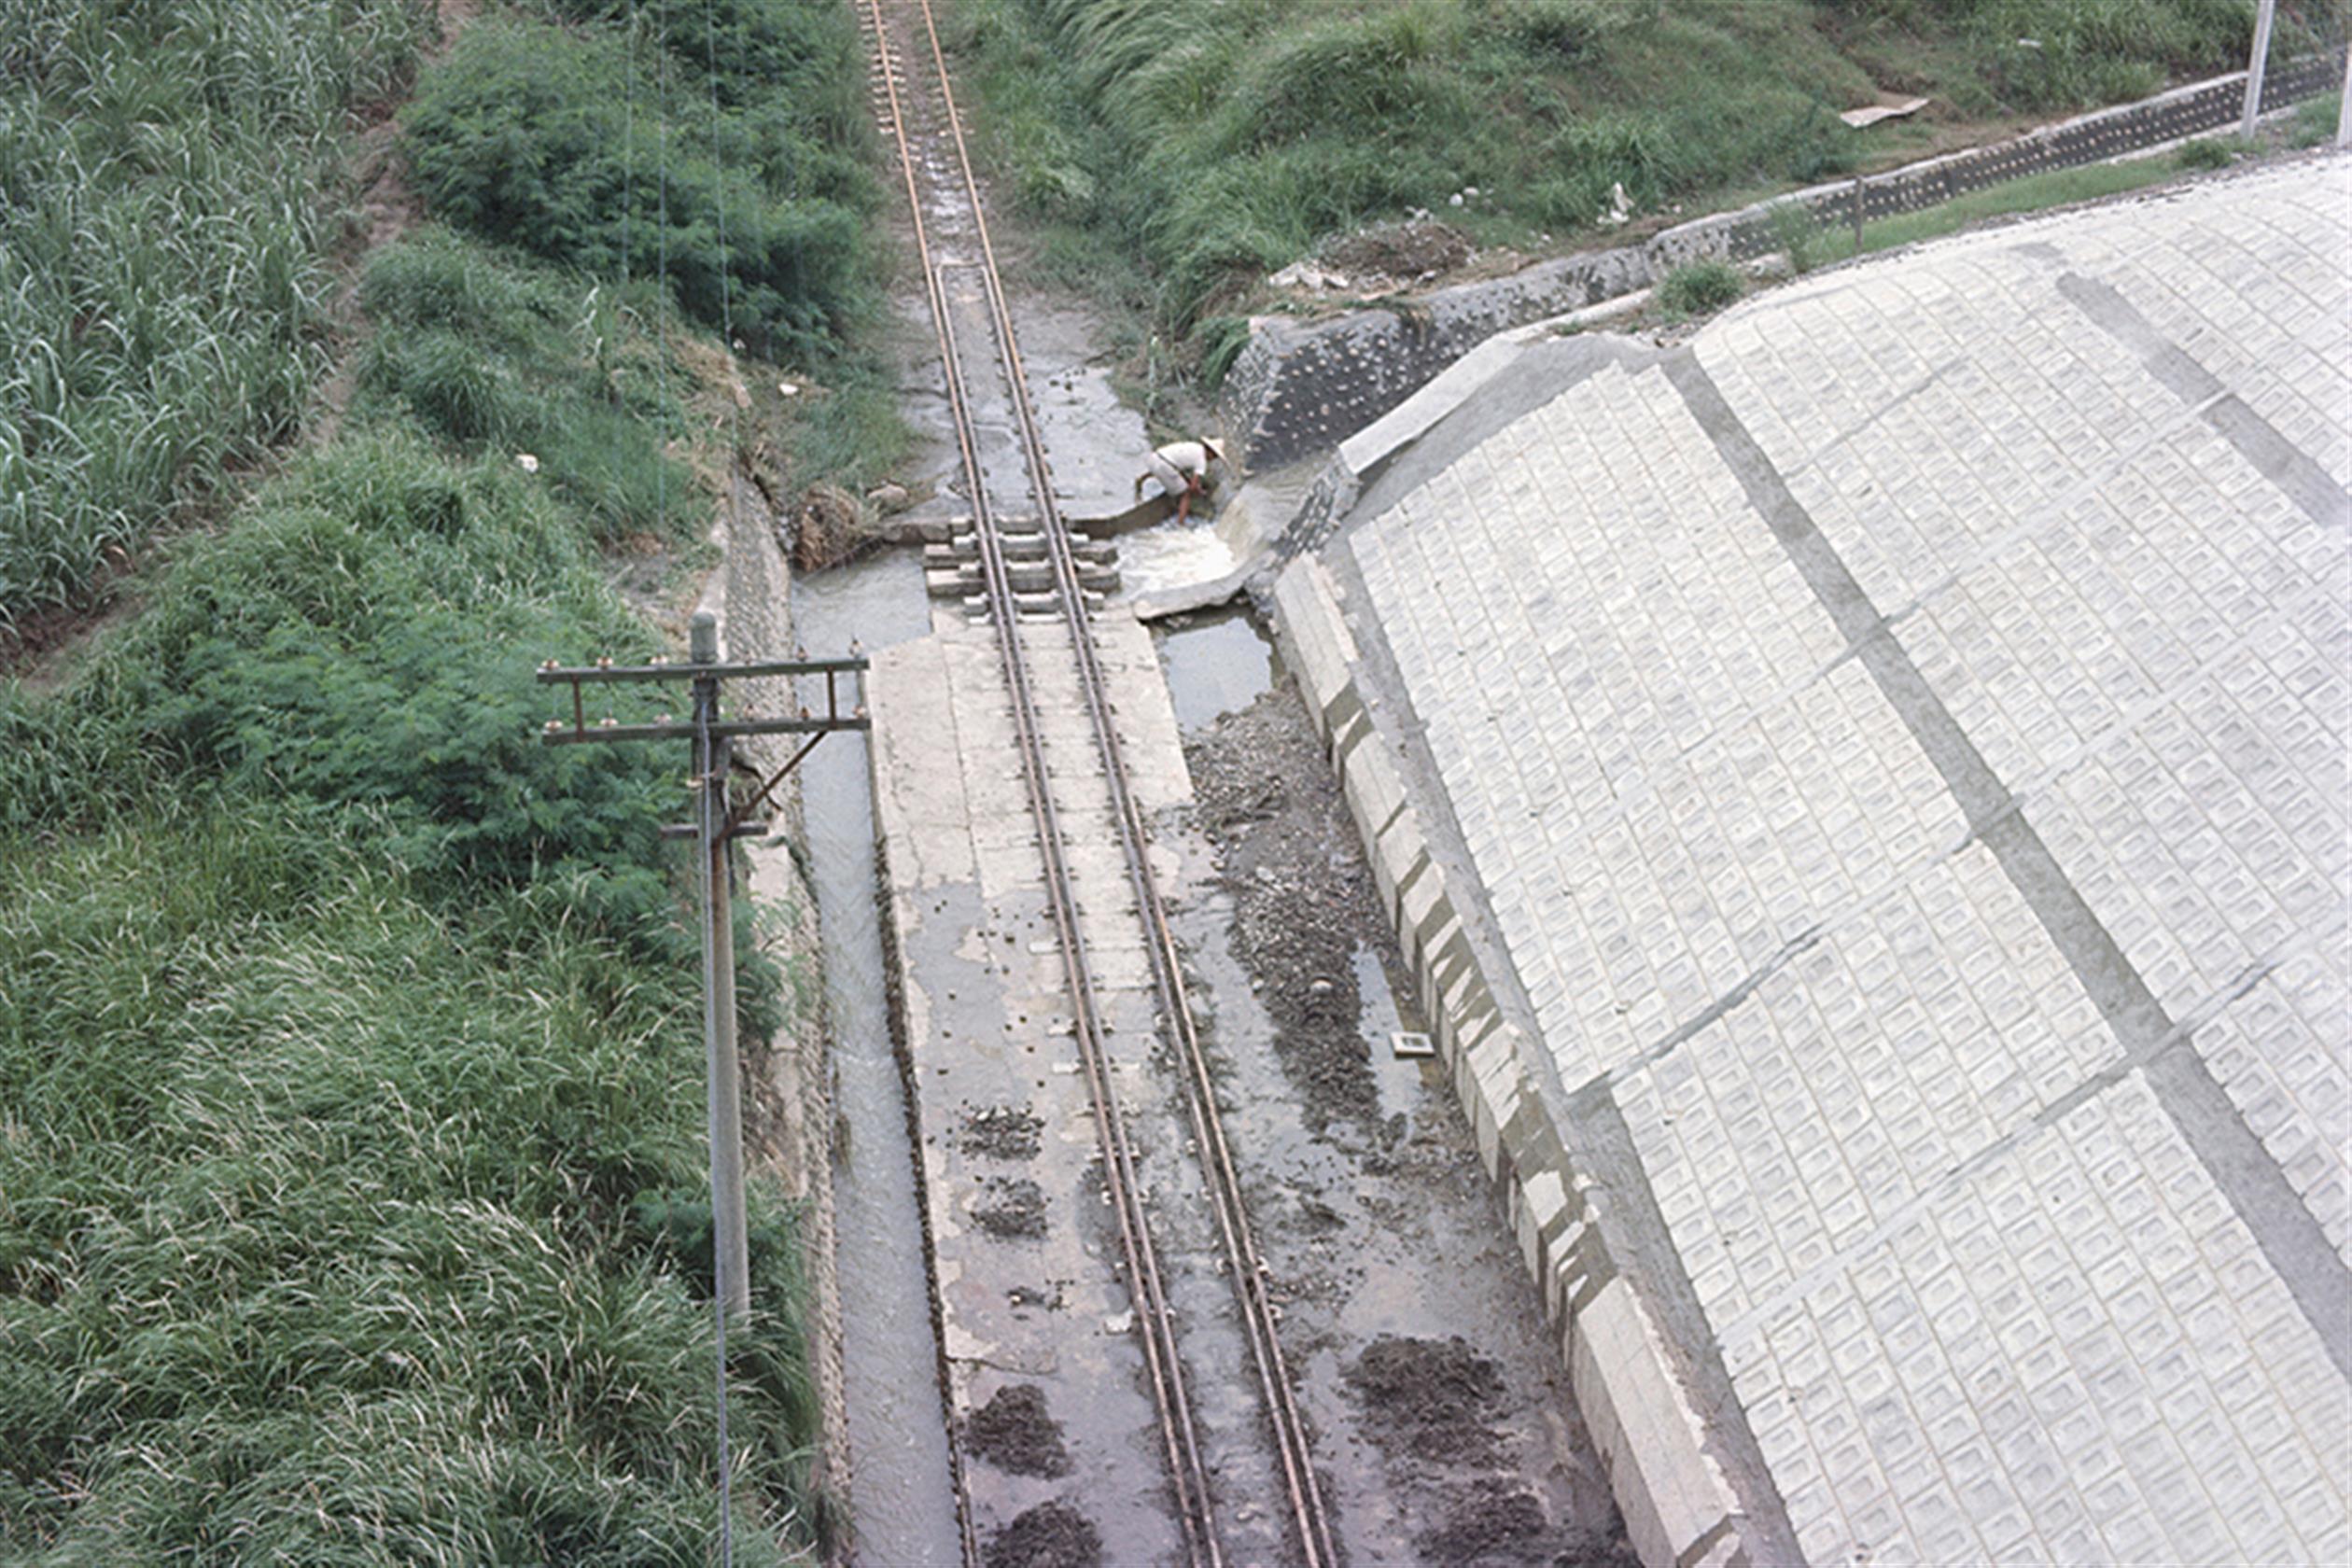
(857, 9, 1628, 1554)
(889, 285, 1152, 541)
(872, 618, 1292, 1568)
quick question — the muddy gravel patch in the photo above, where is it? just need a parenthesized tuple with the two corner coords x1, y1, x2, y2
(964, 1383, 1073, 1477)
(972, 1176, 1047, 1239)
(1346, 1334, 1507, 1464)
(959, 1101, 1044, 1160)
(983, 1500, 1100, 1568)
(1186, 685, 1387, 1134)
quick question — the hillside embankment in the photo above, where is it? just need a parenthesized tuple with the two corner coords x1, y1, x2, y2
(0, 1, 890, 1560)
(948, 0, 2308, 363)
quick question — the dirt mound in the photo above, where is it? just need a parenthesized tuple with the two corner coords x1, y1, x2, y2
(959, 1102, 1044, 1160)
(984, 1501, 1100, 1568)
(1345, 1333, 1507, 1463)
(1323, 220, 1474, 282)
(1417, 1477, 1547, 1563)
(792, 482, 865, 572)
(972, 1176, 1047, 1239)
(964, 1383, 1072, 1477)
(1186, 687, 1384, 1134)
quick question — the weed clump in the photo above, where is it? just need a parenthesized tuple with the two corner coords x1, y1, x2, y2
(401, 16, 875, 363)
(2172, 134, 2240, 169)
(1658, 259, 1745, 319)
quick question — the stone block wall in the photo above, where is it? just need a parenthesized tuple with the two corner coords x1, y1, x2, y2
(1222, 54, 2343, 471)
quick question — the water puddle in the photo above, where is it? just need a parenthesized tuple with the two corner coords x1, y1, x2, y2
(790, 550, 961, 1567)
(1352, 940, 1431, 1128)
(1153, 608, 1278, 735)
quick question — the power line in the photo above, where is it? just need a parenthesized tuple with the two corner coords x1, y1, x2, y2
(537, 628, 868, 1566)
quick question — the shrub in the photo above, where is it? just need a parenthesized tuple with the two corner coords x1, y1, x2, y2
(1766, 198, 1836, 273)
(401, 18, 873, 362)
(1658, 259, 1745, 318)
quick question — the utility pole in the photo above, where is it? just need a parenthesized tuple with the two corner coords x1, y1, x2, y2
(2241, 0, 2278, 138)
(539, 611, 868, 1320)
(2339, 42, 2350, 148)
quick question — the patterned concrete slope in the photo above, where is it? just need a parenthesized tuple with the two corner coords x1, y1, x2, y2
(1289, 156, 2352, 1565)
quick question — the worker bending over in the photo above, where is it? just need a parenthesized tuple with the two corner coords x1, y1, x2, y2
(1135, 438, 1223, 525)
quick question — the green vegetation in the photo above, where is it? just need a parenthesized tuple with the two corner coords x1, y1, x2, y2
(0, 0, 428, 634)
(357, 233, 695, 546)
(0, 238, 827, 1563)
(950, 0, 2259, 338)
(2290, 90, 2345, 146)
(1, 0, 864, 1557)
(1772, 152, 2205, 268)
(2172, 133, 2246, 167)
(1657, 259, 1746, 318)
(401, 7, 875, 362)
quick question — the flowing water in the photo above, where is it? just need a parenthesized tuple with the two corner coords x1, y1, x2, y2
(791, 550, 962, 1566)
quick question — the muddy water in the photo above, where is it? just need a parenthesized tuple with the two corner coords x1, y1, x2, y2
(791, 551, 961, 1567)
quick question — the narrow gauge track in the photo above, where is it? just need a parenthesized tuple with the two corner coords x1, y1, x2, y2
(857, 2, 1337, 1564)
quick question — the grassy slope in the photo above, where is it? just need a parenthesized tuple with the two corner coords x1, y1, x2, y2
(951, 0, 2266, 339)
(0, 2, 889, 1560)
(0, 0, 429, 635)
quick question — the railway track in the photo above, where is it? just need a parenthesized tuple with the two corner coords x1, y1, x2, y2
(857, 2, 1337, 1563)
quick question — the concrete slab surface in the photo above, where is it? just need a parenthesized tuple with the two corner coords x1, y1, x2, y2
(1302, 157, 2352, 1564)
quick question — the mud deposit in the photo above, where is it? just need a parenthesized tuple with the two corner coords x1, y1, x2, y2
(958, 1102, 1044, 1160)
(1347, 1335, 1508, 1464)
(1189, 690, 1385, 1135)
(972, 1175, 1048, 1239)
(963, 1383, 1072, 1477)
(1179, 666, 1631, 1567)
(983, 1501, 1100, 1568)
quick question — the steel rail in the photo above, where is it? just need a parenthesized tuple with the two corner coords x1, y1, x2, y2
(858, 5, 1219, 1566)
(905, 6, 1338, 1564)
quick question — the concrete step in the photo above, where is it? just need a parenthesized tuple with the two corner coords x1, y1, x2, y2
(928, 533, 1116, 566)
(926, 559, 1119, 599)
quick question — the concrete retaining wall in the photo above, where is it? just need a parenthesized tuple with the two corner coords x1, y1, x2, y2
(1267, 554, 1757, 1568)
(704, 489, 856, 1551)
(1222, 54, 2343, 470)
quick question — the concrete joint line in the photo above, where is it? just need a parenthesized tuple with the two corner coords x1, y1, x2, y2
(1663, 346, 2352, 1383)
(1577, 1088, 1803, 1562)
(2055, 271, 2352, 529)
(1715, 948, 2284, 1350)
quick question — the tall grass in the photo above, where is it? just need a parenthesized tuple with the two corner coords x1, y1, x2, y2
(953, 0, 2256, 335)
(0, 808, 820, 1564)
(0, 0, 430, 633)
(0, 232, 820, 1559)
(357, 232, 696, 544)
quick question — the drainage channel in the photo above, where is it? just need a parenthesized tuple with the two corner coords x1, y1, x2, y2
(1151, 603, 1637, 1567)
(791, 550, 961, 1566)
